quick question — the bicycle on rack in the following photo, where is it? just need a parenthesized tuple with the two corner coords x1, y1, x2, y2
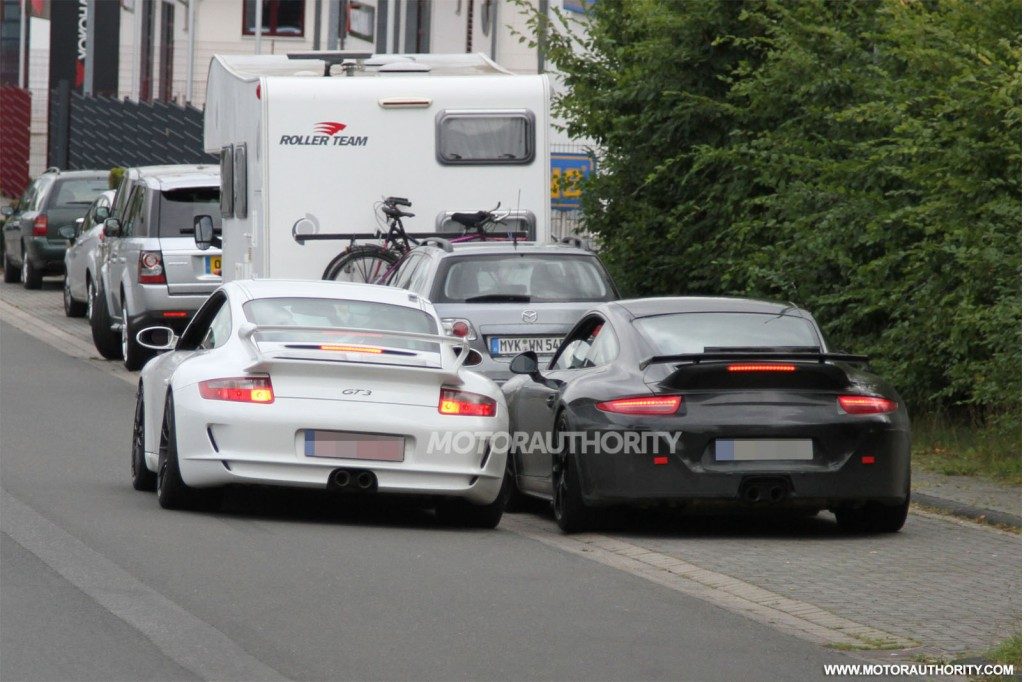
(294, 196, 518, 283)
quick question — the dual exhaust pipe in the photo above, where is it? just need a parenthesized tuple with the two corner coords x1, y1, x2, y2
(330, 468, 377, 492)
(740, 478, 789, 504)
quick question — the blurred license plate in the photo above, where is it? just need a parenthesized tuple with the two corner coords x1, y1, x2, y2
(205, 255, 222, 276)
(304, 431, 404, 461)
(489, 336, 562, 357)
(715, 439, 813, 461)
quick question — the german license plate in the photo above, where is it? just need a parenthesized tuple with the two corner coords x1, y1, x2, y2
(303, 431, 405, 461)
(489, 336, 562, 357)
(205, 255, 222, 276)
(715, 439, 814, 461)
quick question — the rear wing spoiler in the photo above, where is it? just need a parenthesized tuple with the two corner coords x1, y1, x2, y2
(237, 323, 471, 377)
(639, 351, 869, 371)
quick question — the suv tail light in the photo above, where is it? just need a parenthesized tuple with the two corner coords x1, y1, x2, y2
(138, 250, 166, 284)
(838, 395, 897, 414)
(596, 395, 682, 415)
(441, 318, 477, 340)
(439, 388, 496, 417)
(199, 376, 275, 404)
(32, 214, 48, 236)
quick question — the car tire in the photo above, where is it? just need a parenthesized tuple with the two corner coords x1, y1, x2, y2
(2, 249, 19, 283)
(131, 383, 157, 491)
(834, 474, 910, 534)
(503, 453, 531, 513)
(64, 276, 86, 317)
(436, 477, 507, 529)
(156, 392, 220, 511)
(551, 414, 594, 533)
(21, 252, 42, 289)
(90, 279, 123, 360)
(121, 300, 154, 371)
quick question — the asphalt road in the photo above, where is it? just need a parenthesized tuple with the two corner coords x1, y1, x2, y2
(0, 319, 867, 681)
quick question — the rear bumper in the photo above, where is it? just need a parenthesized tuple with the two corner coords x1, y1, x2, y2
(128, 286, 213, 331)
(25, 238, 68, 270)
(574, 427, 910, 508)
(155, 390, 510, 505)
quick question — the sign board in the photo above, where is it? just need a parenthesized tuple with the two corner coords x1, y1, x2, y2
(551, 152, 592, 210)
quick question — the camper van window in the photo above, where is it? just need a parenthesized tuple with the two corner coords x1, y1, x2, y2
(220, 145, 234, 218)
(436, 111, 535, 165)
(243, 0, 304, 37)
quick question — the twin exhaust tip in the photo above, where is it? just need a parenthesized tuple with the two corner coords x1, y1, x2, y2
(741, 480, 789, 504)
(330, 469, 377, 492)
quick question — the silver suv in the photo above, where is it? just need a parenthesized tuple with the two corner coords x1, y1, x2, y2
(385, 242, 619, 382)
(90, 165, 222, 370)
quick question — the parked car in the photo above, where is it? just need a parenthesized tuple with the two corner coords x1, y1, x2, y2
(130, 279, 509, 527)
(502, 297, 911, 534)
(384, 242, 619, 382)
(62, 190, 115, 317)
(2, 168, 109, 289)
(90, 164, 222, 370)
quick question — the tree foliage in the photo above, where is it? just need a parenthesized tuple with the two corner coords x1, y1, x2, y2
(524, 0, 1021, 416)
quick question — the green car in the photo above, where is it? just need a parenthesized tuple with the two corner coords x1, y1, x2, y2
(2, 168, 109, 289)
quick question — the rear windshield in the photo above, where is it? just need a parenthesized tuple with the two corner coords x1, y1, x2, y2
(51, 178, 109, 209)
(435, 255, 615, 303)
(158, 187, 221, 238)
(633, 312, 822, 355)
(242, 297, 440, 352)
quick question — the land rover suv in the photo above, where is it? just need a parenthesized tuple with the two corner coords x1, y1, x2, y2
(90, 165, 222, 370)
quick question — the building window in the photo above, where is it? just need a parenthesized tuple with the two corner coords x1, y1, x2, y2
(243, 0, 305, 37)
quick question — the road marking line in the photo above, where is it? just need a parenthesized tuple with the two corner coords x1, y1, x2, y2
(1, 491, 290, 682)
(0, 299, 135, 386)
(501, 515, 917, 650)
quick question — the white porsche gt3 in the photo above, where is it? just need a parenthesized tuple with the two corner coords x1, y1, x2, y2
(130, 279, 510, 527)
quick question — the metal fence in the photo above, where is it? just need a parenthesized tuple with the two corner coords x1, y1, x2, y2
(48, 82, 212, 170)
(0, 86, 31, 197)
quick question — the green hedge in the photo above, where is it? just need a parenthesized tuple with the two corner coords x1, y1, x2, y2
(527, 0, 1021, 416)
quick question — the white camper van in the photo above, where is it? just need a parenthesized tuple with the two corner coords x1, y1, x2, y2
(203, 52, 552, 282)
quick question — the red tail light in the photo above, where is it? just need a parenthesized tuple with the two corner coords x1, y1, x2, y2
(838, 395, 897, 414)
(439, 388, 496, 417)
(596, 395, 682, 415)
(32, 214, 48, 236)
(320, 344, 383, 354)
(441, 318, 477, 340)
(138, 250, 166, 284)
(199, 376, 274, 404)
(727, 363, 796, 373)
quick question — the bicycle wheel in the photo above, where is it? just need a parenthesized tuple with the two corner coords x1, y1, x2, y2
(322, 245, 400, 283)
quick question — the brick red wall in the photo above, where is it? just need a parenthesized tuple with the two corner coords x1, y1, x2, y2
(0, 86, 31, 198)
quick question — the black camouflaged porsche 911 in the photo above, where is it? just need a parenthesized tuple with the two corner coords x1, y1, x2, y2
(502, 297, 910, 533)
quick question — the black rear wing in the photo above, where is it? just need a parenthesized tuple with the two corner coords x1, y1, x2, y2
(639, 351, 869, 370)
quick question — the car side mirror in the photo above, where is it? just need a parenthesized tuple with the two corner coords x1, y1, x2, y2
(103, 217, 122, 237)
(510, 351, 539, 376)
(193, 215, 221, 251)
(1, 205, 13, 217)
(94, 205, 110, 221)
(136, 326, 178, 352)
(58, 225, 77, 241)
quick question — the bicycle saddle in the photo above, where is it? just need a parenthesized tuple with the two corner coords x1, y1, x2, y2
(450, 211, 490, 228)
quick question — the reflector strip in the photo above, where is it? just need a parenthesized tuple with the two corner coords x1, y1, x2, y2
(727, 363, 797, 373)
(861, 455, 876, 464)
(162, 311, 188, 318)
(653, 456, 669, 465)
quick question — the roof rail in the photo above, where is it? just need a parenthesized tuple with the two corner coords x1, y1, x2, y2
(45, 166, 61, 174)
(421, 237, 453, 252)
